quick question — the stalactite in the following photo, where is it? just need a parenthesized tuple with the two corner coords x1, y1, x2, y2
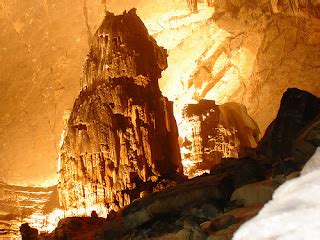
(187, 0, 198, 13)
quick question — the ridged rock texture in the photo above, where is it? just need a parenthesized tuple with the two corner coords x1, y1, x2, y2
(0, 182, 59, 238)
(180, 100, 260, 177)
(58, 10, 182, 212)
(2, 0, 320, 186)
(258, 88, 320, 166)
(22, 87, 320, 240)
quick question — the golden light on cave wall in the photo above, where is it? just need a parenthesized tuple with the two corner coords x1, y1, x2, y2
(150, 2, 256, 178)
(19, 1, 258, 234)
(25, 205, 110, 234)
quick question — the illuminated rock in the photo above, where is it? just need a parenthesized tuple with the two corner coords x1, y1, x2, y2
(0, 182, 59, 237)
(158, 0, 320, 139)
(187, 0, 198, 13)
(29, 89, 320, 238)
(58, 10, 182, 212)
(180, 100, 260, 177)
(2, 0, 320, 188)
(81, 9, 167, 89)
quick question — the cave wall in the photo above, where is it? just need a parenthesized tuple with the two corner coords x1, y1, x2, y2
(1, 0, 320, 186)
(0, 0, 105, 185)
(0, 0, 185, 185)
(157, 0, 320, 138)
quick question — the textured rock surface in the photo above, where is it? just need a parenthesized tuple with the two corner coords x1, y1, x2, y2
(28, 88, 319, 240)
(0, 0, 106, 185)
(40, 170, 263, 240)
(1, 0, 320, 187)
(42, 217, 105, 240)
(20, 223, 38, 240)
(233, 148, 320, 240)
(94, 174, 228, 239)
(258, 88, 320, 165)
(58, 10, 182, 212)
(160, 0, 320, 137)
(205, 205, 262, 240)
(0, 0, 185, 185)
(180, 100, 259, 177)
(230, 180, 278, 207)
(0, 182, 59, 238)
(81, 9, 168, 89)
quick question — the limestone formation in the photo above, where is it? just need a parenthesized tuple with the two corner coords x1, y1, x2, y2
(2, 0, 320, 187)
(0, 182, 58, 238)
(43, 217, 105, 240)
(180, 100, 260, 177)
(58, 10, 182, 212)
(187, 0, 198, 13)
(258, 88, 320, 164)
(40, 88, 319, 239)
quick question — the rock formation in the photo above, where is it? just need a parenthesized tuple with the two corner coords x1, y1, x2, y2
(58, 10, 182, 212)
(2, 0, 320, 188)
(19, 223, 38, 240)
(93, 88, 319, 239)
(180, 100, 260, 177)
(159, 0, 320, 138)
(34, 87, 319, 240)
(187, 0, 198, 13)
(258, 88, 320, 166)
(0, 182, 59, 238)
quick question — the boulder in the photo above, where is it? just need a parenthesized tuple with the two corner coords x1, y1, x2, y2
(292, 115, 320, 166)
(230, 180, 278, 207)
(153, 228, 207, 240)
(206, 223, 240, 240)
(20, 223, 39, 240)
(272, 159, 298, 179)
(46, 217, 105, 240)
(301, 147, 320, 175)
(211, 157, 266, 193)
(257, 88, 320, 165)
(94, 173, 229, 239)
(204, 205, 262, 240)
(201, 214, 237, 234)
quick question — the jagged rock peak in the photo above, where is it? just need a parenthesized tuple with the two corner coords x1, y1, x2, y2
(81, 9, 168, 89)
(58, 9, 181, 212)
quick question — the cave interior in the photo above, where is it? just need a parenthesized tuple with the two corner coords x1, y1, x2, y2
(0, 0, 320, 239)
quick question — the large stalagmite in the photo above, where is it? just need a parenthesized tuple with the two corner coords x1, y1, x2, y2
(58, 10, 182, 212)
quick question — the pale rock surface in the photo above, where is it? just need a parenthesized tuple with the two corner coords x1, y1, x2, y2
(301, 140, 320, 174)
(230, 180, 278, 207)
(180, 100, 259, 177)
(233, 147, 320, 240)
